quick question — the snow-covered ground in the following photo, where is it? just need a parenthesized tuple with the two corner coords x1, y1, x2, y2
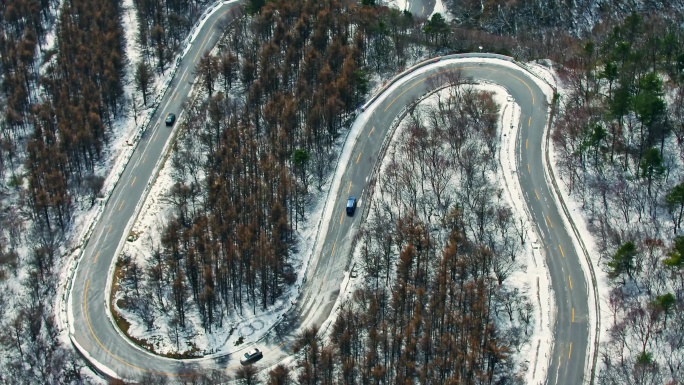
(28, 0, 596, 373)
(48, 0, 684, 380)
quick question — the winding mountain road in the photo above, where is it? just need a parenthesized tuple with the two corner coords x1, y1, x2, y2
(66, 1, 594, 383)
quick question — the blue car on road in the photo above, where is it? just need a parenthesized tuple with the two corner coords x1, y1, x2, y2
(346, 196, 357, 215)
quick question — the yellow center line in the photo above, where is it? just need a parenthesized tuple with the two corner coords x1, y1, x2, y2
(347, 180, 352, 193)
(368, 127, 375, 137)
(572, 308, 575, 323)
(534, 190, 540, 200)
(568, 275, 573, 289)
(119, 200, 125, 211)
(384, 79, 424, 112)
(356, 152, 362, 164)
(193, 32, 211, 62)
(568, 342, 572, 359)
(84, 279, 177, 375)
(528, 117, 531, 126)
(183, 72, 189, 82)
(331, 241, 336, 256)
(107, 224, 112, 234)
(339, 212, 344, 225)
(131, 176, 137, 187)
(422, 5, 424, 13)
(193, 10, 230, 63)
(508, 72, 535, 104)
(93, 251, 100, 263)
(527, 164, 531, 173)
(559, 244, 565, 257)
(173, 92, 178, 100)
(546, 215, 553, 228)
(526, 138, 528, 149)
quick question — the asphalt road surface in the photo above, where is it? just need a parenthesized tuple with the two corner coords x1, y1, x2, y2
(67, 2, 592, 384)
(403, 0, 435, 18)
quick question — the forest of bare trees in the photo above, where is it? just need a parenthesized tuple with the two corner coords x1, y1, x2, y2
(0, 0, 129, 381)
(135, 0, 213, 73)
(1, 0, 127, 262)
(443, 0, 684, 63)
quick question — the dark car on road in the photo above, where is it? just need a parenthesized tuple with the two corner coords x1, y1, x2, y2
(240, 348, 263, 365)
(346, 196, 357, 215)
(165, 113, 176, 126)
